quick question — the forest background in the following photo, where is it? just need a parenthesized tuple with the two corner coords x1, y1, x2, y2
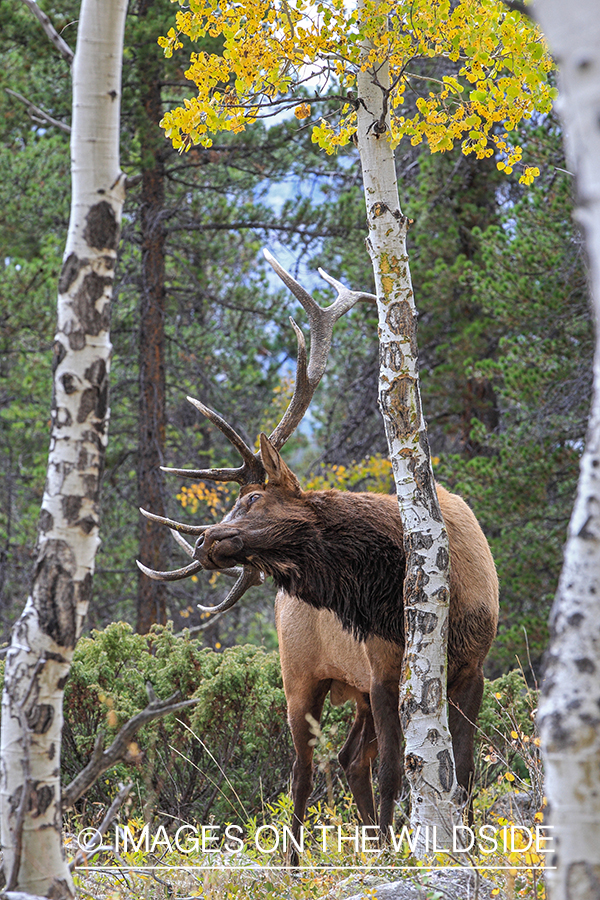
(0, 0, 592, 827)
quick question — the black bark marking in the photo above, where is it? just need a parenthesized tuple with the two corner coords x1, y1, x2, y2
(82, 473, 99, 499)
(58, 252, 84, 294)
(68, 331, 86, 351)
(380, 340, 404, 371)
(48, 742, 56, 760)
(566, 861, 600, 898)
(380, 376, 421, 439)
(56, 674, 69, 690)
(84, 357, 107, 386)
(422, 678, 443, 714)
(577, 515, 596, 539)
(405, 753, 424, 775)
(78, 516, 97, 535)
(83, 429, 104, 451)
(370, 201, 390, 218)
(568, 612, 584, 627)
(27, 703, 54, 734)
(33, 540, 77, 648)
(78, 388, 99, 423)
(52, 341, 67, 374)
(406, 530, 434, 553)
(427, 728, 441, 745)
(404, 563, 429, 607)
(437, 749, 454, 791)
(62, 496, 82, 523)
(72, 272, 112, 337)
(432, 585, 450, 607)
(575, 657, 596, 673)
(546, 711, 571, 750)
(39, 509, 54, 534)
(77, 357, 109, 425)
(61, 373, 77, 395)
(386, 301, 414, 340)
(29, 782, 54, 817)
(406, 608, 439, 636)
(55, 407, 73, 429)
(436, 545, 450, 570)
(84, 200, 119, 250)
(75, 571, 93, 610)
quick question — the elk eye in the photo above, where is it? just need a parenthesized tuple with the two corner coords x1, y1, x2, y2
(246, 493, 261, 506)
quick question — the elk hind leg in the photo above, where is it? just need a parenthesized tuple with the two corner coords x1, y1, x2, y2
(448, 664, 485, 824)
(338, 693, 378, 828)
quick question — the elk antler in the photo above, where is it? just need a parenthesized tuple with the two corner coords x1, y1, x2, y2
(136, 249, 375, 606)
(263, 249, 377, 450)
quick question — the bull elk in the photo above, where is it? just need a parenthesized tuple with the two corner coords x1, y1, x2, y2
(137, 251, 499, 862)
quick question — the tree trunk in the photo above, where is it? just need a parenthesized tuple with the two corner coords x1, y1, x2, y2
(356, 58, 460, 853)
(136, 0, 168, 633)
(533, 2, 600, 897)
(0, 1, 127, 895)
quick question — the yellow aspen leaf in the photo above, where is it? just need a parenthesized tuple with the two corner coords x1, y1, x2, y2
(294, 102, 311, 119)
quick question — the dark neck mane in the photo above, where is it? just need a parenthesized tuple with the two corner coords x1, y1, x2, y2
(259, 492, 406, 643)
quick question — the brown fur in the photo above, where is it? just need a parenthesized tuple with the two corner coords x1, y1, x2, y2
(195, 439, 499, 860)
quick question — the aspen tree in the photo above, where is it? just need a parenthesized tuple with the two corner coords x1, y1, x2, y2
(0, 1, 127, 894)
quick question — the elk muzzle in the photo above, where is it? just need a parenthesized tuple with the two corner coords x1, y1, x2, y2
(194, 527, 244, 570)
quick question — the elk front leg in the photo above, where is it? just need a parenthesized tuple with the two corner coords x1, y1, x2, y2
(338, 693, 378, 828)
(286, 680, 330, 866)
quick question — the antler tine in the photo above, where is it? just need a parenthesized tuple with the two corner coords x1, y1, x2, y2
(263, 249, 321, 323)
(263, 248, 376, 452)
(317, 267, 377, 322)
(140, 507, 208, 535)
(160, 397, 265, 486)
(169, 529, 243, 579)
(197, 567, 264, 615)
(268, 318, 310, 451)
(169, 528, 196, 557)
(136, 558, 204, 582)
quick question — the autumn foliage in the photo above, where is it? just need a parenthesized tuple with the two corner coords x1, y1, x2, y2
(160, 0, 554, 183)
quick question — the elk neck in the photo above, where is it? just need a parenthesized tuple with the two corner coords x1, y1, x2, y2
(259, 490, 407, 644)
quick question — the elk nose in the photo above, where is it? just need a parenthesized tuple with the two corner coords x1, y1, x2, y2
(194, 527, 242, 568)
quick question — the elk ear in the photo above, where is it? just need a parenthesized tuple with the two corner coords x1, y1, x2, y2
(259, 434, 302, 495)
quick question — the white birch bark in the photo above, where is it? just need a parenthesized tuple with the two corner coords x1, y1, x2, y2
(532, 2, 600, 897)
(0, 1, 128, 895)
(356, 58, 460, 853)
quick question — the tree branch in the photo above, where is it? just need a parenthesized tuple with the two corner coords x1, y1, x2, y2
(62, 691, 198, 809)
(20, 0, 74, 64)
(68, 782, 133, 871)
(5, 89, 71, 134)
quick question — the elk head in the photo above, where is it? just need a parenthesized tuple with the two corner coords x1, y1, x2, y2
(136, 249, 375, 614)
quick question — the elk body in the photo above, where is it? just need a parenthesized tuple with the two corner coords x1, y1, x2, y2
(196, 437, 499, 856)
(137, 251, 498, 861)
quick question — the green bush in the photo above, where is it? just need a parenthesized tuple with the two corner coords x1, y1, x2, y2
(62, 621, 356, 826)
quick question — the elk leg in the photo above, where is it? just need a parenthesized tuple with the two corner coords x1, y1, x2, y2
(448, 664, 485, 824)
(338, 694, 378, 827)
(370, 677, 403, 840)
(286, 680, 330, 865)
